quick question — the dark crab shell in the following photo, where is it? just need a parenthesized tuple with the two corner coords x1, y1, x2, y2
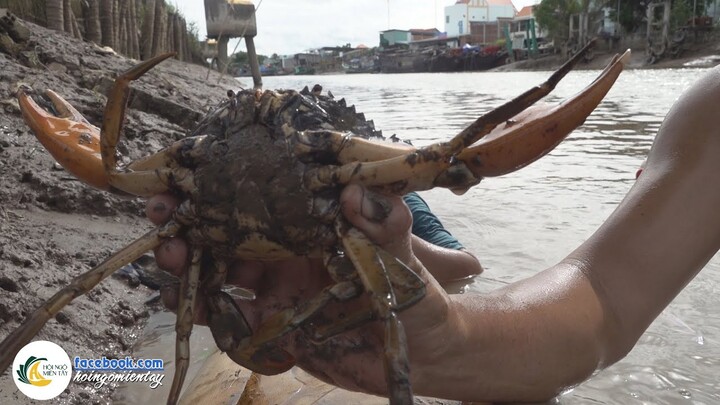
(171, 86, 396, 260)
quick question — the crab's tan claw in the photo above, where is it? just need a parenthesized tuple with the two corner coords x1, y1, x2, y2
(456, 49, 632, 178)
(18, 89, 109, 190)
(306, 46, 630, 195)
(18, 53, 177, 197)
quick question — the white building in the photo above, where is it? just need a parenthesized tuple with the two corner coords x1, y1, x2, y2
(444, 0, 516, 37)
(509, 5, 549, 51)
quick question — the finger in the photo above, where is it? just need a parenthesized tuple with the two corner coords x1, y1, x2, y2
(145, 193, 180, 225)
(160, 285, 179, 311)
(340, 184, 412, 246)
(154, 238, 189, 277)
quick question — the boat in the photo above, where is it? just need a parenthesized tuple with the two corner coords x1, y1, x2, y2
(377, 44, 507, 74)
(345, 58, 380, 74)
(377, 49, 429, 73)
(428, 45, 507, 72)
(294, 66, 316, 75)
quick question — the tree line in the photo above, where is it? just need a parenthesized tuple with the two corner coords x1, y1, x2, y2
(534, 0, 711, 45)
(0, 0, 204, 63)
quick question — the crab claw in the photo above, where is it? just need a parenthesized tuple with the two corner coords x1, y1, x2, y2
(455, 49, 632, 178)
(18, 89, 109, 190)
(304, 47, 631, 195)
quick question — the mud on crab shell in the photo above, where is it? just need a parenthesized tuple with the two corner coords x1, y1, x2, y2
(1, 41, 630, 405)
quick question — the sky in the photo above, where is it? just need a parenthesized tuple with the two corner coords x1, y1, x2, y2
(173, 0, 538, 56)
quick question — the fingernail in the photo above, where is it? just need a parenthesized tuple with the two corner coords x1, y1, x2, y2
(361, 189, 391, 222)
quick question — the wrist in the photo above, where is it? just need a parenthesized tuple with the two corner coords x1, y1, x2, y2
(407, 290, 468, 397)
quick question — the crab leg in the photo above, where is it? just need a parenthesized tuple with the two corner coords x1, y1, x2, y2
(308, 251, 426, 342)
(210, 271, 359, 374)
(240, 282, 358, 345)
(428, 38, 599, 156)
(337, 224, 424, 405)
(20, 89, 203, 174)
(168, 246, 202, 405)
(297, 41, 595, 167)
(305, 48, 630, 194)
(288, 128, 416, 163)
(413, 50, 630, 193)
(0, 222, 181, 374)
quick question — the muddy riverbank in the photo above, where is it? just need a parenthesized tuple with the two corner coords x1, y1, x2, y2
(0, 17, 241, 403)
(495, 40, 720, 72)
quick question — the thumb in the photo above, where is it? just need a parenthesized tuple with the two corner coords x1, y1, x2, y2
(340, 184, 412, 247)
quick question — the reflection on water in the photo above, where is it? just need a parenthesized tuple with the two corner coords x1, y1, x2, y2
(124, 68, 720, 404)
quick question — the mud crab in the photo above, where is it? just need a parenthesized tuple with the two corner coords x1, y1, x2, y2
(0, 42, 630, 404)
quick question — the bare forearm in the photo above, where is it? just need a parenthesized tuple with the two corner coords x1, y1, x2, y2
(408, 67, 720, 402)
(408, 262, 608, 402)
(411, 235, 483, 283)
(568, 66, 720, 349)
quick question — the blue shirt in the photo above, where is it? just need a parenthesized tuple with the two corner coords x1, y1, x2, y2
(403, 192, 463, 250)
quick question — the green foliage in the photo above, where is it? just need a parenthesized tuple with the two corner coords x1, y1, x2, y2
(231, 51, 249, 65)
(186, 21, 205, 63)
(613, 0, 709, 34)
(616, 0, 646, 33)
(671, 0, 693, 30)
(670, 0, 708, 29)
(534, 0, 582, 42)
(230, 51, 268, 66)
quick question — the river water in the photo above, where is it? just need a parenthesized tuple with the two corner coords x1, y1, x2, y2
(119, 67, 720, 404)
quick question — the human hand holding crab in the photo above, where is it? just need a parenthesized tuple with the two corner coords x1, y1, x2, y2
(147, 184, 455, 397)
(152, 64, 720, 402)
